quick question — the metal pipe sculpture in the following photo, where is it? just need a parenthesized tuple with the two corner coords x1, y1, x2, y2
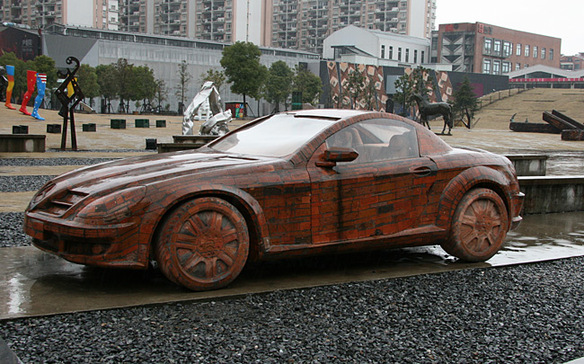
(5, 65, 15, 110)
(31, 73, 47, 121)
(182, 81, 232, 136)
(55, 57, 84, 151)
(19, 70, 37, 115)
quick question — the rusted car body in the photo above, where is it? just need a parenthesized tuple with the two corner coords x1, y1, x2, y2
(24, 110, 524, 290)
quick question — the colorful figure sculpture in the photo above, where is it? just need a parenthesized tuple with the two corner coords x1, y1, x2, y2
(19, 70, 37, 115)
(5, 65, 15, 110)
(31, 73, 47, 120)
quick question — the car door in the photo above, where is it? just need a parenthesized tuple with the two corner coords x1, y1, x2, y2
(307, 118, 437, 245)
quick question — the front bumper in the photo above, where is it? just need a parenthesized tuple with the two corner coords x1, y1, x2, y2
(25, 212, 148, 269)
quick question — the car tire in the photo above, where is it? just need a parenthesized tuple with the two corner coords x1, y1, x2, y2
(441, 188, 509, 262)
(155, 197, 249, 291)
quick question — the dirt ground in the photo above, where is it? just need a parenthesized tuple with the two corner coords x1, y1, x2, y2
(1, 88, 583, 157)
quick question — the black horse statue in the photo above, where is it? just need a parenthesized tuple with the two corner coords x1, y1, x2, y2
(410, 93, 453, 135)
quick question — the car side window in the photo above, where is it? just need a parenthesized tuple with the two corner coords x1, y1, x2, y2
(325, 119, 418, 164)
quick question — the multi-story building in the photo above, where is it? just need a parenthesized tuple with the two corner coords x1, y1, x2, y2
(434, 22, 561, 74)
(272, 0, 435, 54)
(323, 25, 431, 67)
(560, 53, 584, 71)
(2, 0, 435, 56)
(0, 0, 119, 30)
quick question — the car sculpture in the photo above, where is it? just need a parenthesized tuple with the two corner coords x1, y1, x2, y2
(25, 110, 524, 291)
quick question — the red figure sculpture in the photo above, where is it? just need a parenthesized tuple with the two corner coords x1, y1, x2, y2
(19, 70, 37, 115)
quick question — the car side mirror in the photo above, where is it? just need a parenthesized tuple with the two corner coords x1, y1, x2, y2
(315, 147, 359, 168)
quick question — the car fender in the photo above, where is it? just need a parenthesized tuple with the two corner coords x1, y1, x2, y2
(436, 166, 513, 230)
(148, 183, 271, 259)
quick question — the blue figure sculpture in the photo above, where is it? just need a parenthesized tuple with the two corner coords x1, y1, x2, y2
(31, 73, 47, 121)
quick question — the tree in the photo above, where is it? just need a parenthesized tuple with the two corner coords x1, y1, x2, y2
(393, 66, 432, 117)
(153, 78, 168, 111)
(200, 68, 226, 93)
(292, 65, 322, 106)
(264, 61, 293, 112)
(452, 77, 479, 128)
(220, 41, 266, 116)
(343, 67, 366, 109)
(96, 64, 118, 113)
(131, 65, 157, 107)
(176, 60, 191, 112)
(76, 64, 100, 106)
(113, 58, 134, 113)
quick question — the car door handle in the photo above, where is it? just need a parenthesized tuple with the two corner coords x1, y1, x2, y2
(410, 166, 435, 177)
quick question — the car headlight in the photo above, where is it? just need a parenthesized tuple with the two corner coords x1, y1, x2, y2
(76, 186, 148, 225)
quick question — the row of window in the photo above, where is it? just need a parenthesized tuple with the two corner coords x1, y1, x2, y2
(381, 45, 425, 64)
(484, 38, 554, 61)
(482, 59, 539, 74)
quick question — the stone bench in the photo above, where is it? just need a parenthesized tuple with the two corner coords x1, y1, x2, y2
(519, 175, 584, 214)
(0, 134, 46, 152)
(506, 154, 548, 176)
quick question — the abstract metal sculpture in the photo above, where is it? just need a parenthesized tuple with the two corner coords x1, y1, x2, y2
(182, 81, 232, 136)
(411, 93, 453, 135)
(55, 57, 84, 150)
(4, 65, 15, 110)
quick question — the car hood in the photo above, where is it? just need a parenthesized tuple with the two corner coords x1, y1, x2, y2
(29, 150, 282, 209)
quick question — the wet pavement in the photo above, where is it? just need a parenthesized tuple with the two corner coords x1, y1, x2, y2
(1, 211, 583, 321)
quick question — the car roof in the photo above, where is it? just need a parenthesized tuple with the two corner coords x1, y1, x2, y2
(286, 109, 377, 120)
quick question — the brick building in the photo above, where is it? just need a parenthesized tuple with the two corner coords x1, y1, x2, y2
(433, 22, 561, 75)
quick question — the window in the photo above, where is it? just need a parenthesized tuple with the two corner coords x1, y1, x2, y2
(533, 46, 538, 58)
(493, 60, 501, 74)
(502, 61, 510, 73)
(503, 42, 511, 57)
(541, 48, 546, 59)
(381, 45, 385, 58)
(414, 49, 417, 63)
(326, 119, 418, 164)
(516, 43, 522, 56)
(515, 63, 521, 71)
(484, 38, 492, 53)
(549, 49, 554, 60)
(494, 40, 501, 54)
(389, 46, 393, 59)
(405, 49, 409, 62)
(398, 47, 402, 61)
(421, 51, 425, 64)
(525, 45, 530, 57)
(483, 59, 491, 74)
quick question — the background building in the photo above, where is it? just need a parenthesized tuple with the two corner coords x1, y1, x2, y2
(323, 25, 431, 68)
(2, 0, 436, 55)
(560, 53, 584, 71)
(434, 22, 561, 75)
(0, 0, 119, 30)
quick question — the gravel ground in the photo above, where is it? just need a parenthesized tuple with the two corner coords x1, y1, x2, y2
(0, 257, 583, 363)
(0, 157, 119, 167)
(0, 213, 27, 248)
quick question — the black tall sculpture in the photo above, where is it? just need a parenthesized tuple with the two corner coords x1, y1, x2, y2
(55, 56, 84, 150)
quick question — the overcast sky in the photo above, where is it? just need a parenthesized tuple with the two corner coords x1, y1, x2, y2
(434, 0, 582, 56)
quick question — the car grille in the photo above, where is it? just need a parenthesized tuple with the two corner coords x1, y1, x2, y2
(45, 190, 89, 216)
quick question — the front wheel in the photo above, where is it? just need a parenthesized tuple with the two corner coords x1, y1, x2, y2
(441, 188, 509, 262)
(155, 197, 249, 291)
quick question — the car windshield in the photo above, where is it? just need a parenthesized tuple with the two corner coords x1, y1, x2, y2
(210, 113, 335, 157)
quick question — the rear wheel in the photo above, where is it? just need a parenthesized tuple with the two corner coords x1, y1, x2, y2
(441, 188, 509, 262)
(155, 197, 249, 291)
